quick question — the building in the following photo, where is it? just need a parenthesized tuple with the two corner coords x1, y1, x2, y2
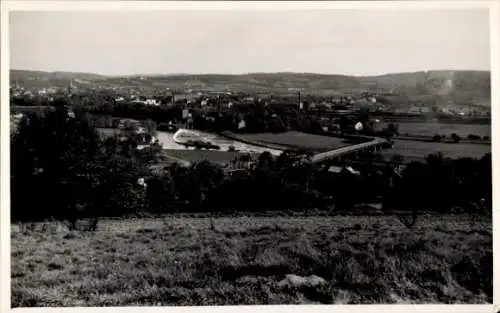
(10, 113, 25, 133)
(327, 165, 361, 176)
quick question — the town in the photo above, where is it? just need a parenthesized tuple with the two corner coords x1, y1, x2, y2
(10, 70, 493, 306)
(8, 6, 493, 308)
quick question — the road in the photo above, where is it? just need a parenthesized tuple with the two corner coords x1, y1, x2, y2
(310, 137, 390, 163)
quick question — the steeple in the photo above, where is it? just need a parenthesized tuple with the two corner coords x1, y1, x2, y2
(68, 79, 74, 95)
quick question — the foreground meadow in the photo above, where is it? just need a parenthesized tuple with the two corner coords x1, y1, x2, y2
(11, 214, 492, 306)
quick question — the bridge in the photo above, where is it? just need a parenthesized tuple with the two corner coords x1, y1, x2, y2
(310, 136, 391, 164)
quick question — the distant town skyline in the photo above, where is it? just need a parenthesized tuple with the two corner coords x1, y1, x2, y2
(10, 9, 490, 76)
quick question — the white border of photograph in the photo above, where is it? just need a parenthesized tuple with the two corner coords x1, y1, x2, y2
(1, 1, 499, 313)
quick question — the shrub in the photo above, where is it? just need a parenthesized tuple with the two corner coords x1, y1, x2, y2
(467, 134, 481, 140)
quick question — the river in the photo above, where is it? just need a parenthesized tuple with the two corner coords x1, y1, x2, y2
(98, 127, 282, 155)
(154, 130, 283, 155)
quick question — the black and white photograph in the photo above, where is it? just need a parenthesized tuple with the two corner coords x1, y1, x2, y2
(3, 1, 496, 308)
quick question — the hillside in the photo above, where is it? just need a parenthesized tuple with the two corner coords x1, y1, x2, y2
(10, 70, 491, 104)
(10, 70, 106, 88)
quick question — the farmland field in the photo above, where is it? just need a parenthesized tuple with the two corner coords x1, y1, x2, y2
(395, 122, 490, 138)
(11, 214, 492, 306)
(381, 140, 491, 162)
(235, 131, 358, 152)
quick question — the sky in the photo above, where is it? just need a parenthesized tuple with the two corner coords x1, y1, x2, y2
(9, 9, 490, 76)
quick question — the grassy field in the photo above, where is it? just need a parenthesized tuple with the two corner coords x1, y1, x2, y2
(236, 131, 356, 152)
(381, 140, 491, 162)
(396, 122, 490, 138)
(11, 214, 491, 306)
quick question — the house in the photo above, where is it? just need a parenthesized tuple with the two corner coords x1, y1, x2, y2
(10, 113, 25, 133)
(230, 153, 256, 170)
(344, 166, 361, 176)
(327, 165, 361, 176)
(327, 166, 343, 174)
(118, 118, 141, 130)
(137, 178, 147, 188)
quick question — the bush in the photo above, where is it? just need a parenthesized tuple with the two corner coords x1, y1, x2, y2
(467, 134, 481, 141)
(157, 123, 170, 131)
(432, 134, 442, 142)
(387, 123, 399, 136)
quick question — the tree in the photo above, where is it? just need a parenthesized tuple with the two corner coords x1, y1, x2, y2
(11, 105, 103, 222)
(467, 134, 481, 141)
(256, 151, 274, 172)
(432, 134, 442, 142)
(187, 160, 225, 209)
(11, 101, 160, 223)
(93, 152, 148, 216)
(387, 123, 399, 136)
(451, 133, 461, 143)
(339, 116, 354, 136)
(389, 154, 404, 165)
(143, 119, 158, 137)
(268, 116, 287, 133)
(423, 153, 455, 211)
(452, 157, 480, 209)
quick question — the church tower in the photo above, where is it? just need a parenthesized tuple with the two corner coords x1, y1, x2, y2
(68, 80, 73, 95)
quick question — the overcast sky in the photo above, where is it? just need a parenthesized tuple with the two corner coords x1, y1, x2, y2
(9, 9, 490, 76)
